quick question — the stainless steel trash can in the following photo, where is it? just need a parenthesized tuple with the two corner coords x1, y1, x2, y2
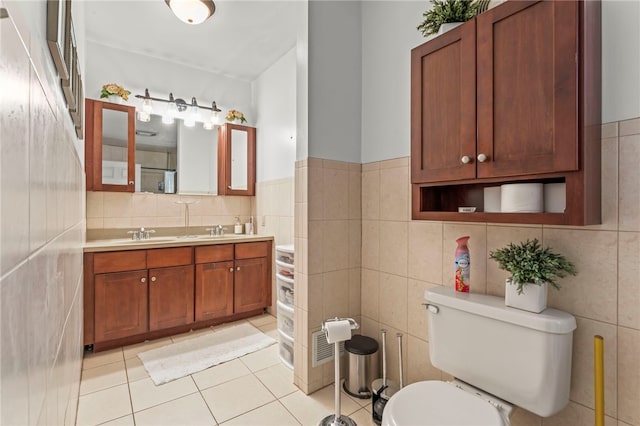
(343, 335, 379, 399)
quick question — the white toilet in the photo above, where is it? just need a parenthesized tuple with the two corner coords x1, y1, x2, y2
(382, 286, 576, 425)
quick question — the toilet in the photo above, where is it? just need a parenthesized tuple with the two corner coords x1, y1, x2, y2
(382, 286, 576, 425)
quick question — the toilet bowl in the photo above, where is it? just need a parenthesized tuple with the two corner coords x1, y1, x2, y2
(382, 380, 511, 426)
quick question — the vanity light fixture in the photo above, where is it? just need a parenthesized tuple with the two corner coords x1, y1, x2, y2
(135, 88, 222, 130)
(165, 0, 215, 25)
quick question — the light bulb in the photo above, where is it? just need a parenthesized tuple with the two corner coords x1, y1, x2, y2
(167, 0, 214, 25)
(162, 113, 174, 125)
(184, 115, 195, 127)
(142, 98, 153, 113)
(203, 121, 214, 130)
(137, 111, 151, 122)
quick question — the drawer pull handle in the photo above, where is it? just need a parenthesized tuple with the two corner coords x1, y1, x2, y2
(140, 277, 146, 283)
(151, 276, 157, 282)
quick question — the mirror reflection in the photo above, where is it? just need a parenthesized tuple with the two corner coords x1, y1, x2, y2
(230, 129, 248, 190)
(101, 112, 218, 194)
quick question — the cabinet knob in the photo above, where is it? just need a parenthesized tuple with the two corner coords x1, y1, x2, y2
(151, 276, 156, 282)
(461, 155, 472, 164)
(477, 153, 488, 163)
(229, 267, 234, 272)
(129, 181, 135, 185)
(140, 277, 146, 283)
(236, 266, 241, 271)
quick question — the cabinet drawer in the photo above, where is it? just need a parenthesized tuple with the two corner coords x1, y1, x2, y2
(94, 250, 146, 274)
(147, 247, 193, 268)
(195, 244, 234, 264)
(235, 241, 270, 259)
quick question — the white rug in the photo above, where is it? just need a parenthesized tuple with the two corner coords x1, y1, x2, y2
(138, 322, 277, 385)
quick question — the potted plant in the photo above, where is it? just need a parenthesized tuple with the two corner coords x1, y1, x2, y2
(489, 239, 577, 313)
(225, 109, 247, 124)
(100, 83, 131, 103)
(417, 0, 479, 37)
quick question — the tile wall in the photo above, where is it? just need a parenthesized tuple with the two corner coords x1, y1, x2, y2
(0, 8, 85, 426)
(293, 158, 362, 394)
(254, 177, 295, 247)
(85, 192, 252, 231)
(357, 120, 640, 426)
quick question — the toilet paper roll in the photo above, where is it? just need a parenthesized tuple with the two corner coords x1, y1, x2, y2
(324, 319, 352, 344)
(500, 183, 544, 213)
(483, 186, 501, 212)
(544, 183, 566, 213)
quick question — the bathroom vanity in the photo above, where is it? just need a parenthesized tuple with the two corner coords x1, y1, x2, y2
(83, 234, 273, 351)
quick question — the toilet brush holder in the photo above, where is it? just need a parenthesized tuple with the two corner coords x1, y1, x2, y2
(319, 317, 359, 426)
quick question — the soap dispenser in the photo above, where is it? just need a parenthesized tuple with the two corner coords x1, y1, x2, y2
(234, 216, 243, 234)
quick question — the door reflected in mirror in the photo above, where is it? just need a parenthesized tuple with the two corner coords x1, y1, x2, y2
(101, 108, 134, 188)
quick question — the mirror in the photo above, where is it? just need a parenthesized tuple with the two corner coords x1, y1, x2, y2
(230, 129, 248, 190)
(100, 112, 218, 194)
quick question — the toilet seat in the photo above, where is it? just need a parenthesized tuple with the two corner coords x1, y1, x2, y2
(381, 381, 509, 426)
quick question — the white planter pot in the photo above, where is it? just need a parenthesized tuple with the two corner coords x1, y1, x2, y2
(437, 22, 463, 35)
(505, 279, 548, 313)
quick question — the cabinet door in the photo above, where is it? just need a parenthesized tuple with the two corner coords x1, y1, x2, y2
(94, 270, 148, 342)
(234, 257, 269, 313)
(195, 261, 234, 321)
(85, 99, 137, 192)
(411, 20, 477, 184)
(217, 123, 256, 195)
(148, 265, 195, 331)
(476, 1, 578, 178)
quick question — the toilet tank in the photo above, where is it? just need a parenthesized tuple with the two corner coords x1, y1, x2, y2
(424, 286, 576, 417)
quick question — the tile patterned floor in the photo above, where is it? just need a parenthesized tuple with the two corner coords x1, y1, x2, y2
(76, 314, 377, 426)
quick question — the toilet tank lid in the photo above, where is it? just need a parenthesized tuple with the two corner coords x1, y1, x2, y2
(425, 286, 576, 334)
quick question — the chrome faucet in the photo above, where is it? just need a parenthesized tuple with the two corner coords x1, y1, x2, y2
(205, 224, 225, 236)
(127, 227, 155, 240)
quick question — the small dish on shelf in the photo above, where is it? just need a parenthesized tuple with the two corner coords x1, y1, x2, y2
(458, 207, 477, 213)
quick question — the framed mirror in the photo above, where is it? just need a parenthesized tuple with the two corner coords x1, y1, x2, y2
(218, 123, 256, 196)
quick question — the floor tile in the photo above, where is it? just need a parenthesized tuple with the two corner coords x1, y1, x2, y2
(129, 377, 199, 412)
(170, 327, 214, 344)
(80, 360, 128, 395)
(248, 313, 277, 328)
(201, 374, 275, 423)
(280, 385, 362, 426)
(123, 337, 173, 360)
(124, 356, 149, 383)
(239, 344, 280, 372)
(76, 384, 131, 426)
(98, 414, 135, 426)
(349, 407, 377, 426)
(192, 358, 252, 391)
(82, 348, 123, 370)
(134, 393, 217, 426)
(254, 363, 298, 398)
(221, 401, 300, 425)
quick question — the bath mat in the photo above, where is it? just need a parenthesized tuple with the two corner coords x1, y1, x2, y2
(138, 322, 276, 385)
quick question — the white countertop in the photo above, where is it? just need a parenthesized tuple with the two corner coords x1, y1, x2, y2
(84, 233, 274, 252)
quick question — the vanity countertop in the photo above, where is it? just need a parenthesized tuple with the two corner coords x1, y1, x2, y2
(84, 233, 274, 253)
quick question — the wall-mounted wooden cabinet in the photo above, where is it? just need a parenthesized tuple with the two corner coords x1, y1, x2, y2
(218, 123, 256, 196)
(411, 0, 601, 225)
(85, 99, 137, 192)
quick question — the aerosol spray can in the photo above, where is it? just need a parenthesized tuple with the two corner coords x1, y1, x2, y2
(455, 236, 470, 292)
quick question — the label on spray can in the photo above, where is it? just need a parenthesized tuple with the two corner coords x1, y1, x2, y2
(455, 236, 470, 292)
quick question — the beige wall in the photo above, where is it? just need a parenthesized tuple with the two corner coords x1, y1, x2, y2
(0, 8, 85, 426)
(86, 192, 252, 231)
(293, 158, 362, 393)
(254, 177, 295, 247)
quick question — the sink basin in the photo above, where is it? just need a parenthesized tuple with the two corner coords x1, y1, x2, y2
(118, 237, 177, 244)
(194, 234, 249, 239)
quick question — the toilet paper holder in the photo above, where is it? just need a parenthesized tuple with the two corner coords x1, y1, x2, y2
(322, 317, 359, 334)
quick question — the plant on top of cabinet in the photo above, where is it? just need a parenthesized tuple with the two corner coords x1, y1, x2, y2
(417, 0, 479, 36)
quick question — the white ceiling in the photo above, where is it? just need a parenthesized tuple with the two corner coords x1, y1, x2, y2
(84, 0, 299, 81)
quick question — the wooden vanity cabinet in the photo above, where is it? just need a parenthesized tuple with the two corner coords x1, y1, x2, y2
(410, 0, 601, 225)
(85, 240, 272, 351)
(234, 242, 271, 313)
(194, 244, 235, 321)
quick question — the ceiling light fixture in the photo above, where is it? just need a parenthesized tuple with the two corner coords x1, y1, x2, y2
(135, 88, 222, 130)
(165, 0, 215, 25)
